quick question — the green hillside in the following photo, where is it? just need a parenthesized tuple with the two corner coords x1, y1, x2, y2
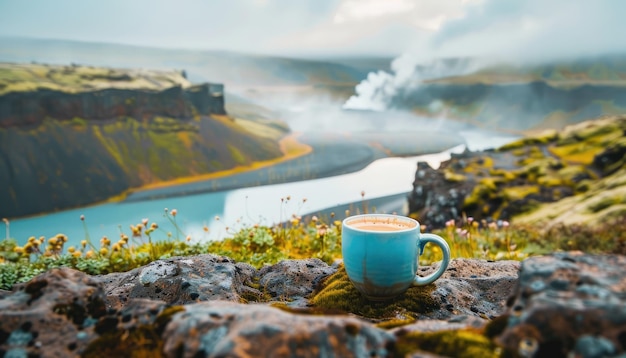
(428, 55, 626, 87)
(0, 37, 371, 89)
(0, 62, 289, 218)
(0, 62, 190, 95)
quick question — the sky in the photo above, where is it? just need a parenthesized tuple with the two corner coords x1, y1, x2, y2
(1, 0, 626, 61)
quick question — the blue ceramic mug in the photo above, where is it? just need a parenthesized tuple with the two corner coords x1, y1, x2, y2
(342, 213, 451, 301)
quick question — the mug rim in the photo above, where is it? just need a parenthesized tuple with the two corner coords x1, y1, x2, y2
(342, 213, 419, 233)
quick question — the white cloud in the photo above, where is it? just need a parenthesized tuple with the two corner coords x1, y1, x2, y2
(1, 0, 625, 59)
(268, 0, 471, 56)
(333, 0, 416, 24)
(430, 0, 626, 63)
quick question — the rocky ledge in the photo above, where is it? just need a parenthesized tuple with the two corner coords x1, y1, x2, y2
(409, 115, 626, 229)
(0, 252, 624, 357)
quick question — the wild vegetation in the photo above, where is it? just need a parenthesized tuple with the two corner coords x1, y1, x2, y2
(2, 205, 625, 291)
(2, 114, 623, 291)
(453, 115, 626, 226)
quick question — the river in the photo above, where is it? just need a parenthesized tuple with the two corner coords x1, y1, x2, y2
(7, 131, 516, 248)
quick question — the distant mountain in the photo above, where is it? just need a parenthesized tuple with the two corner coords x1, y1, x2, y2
(0, 37, 374, 90)
(0, 63, 287, 218)
(390, 55, 626, 131)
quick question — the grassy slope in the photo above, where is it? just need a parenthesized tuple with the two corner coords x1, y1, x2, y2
(0, 62, 191, 95)
(0, 114, 286, 217)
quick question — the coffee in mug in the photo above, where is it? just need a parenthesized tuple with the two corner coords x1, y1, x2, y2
(342, 214, 451, 301)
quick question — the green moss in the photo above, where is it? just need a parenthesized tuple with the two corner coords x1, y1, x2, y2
(70, 117, 87, 127)
(549, 142, 604, 165)
(498, 131, 556, 151)
(395, 330, 500, 358)
(489, 169, 516, 181)
(444, 170, 467, 183)
(83, 325, 164, 358)
(498, 139, 526, 151)
(83, 305, 184, 358)
(239, 285, 271, 303)
(227, 144, 248, 165)
(536, 176, 564, 187)
(375, 317, 416, 330)
(463, 179, 500, 209)
(154, 305, 185, 334)
(587, 196, 619, 213)
(309, 266, 438, 320)
(502, 185, 540, 201)
(462, 157, 494, 174)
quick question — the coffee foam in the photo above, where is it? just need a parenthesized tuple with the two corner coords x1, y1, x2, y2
(346, 217, 415, 232)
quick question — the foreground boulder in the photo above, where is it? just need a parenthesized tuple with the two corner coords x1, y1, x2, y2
(95, 254, 257, 309)
(0, 252, 624, 357)
(310, 258, 519, 328)
(95, 254, 336, 309)
(163, 301, 394, 357)
(496, 252, 626, 357)
(0, 268, 107, 357)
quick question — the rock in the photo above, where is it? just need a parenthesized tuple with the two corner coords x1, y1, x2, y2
(0, 83, 224, 128)
(96, 254, 338, 310)
(95, 254, 258, 309)
(496, 252, 626, 357)
(162, 301, 395, 358)
(391, 316, 487, 335)
(419, 259, 520, 320)
(257, 258, 336, 304)
(409, 161, 473, 229)
(310, 258, 520, 332)
(0, 267, 107, 357)
(4, 251, 626, 357)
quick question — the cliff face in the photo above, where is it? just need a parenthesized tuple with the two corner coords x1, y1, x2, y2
(0, 83, 225, 128)
(0, 82, 284, 219)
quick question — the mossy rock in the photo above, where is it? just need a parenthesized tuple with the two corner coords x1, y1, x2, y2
(463, 179, 500, 210)
(489, 168, 516, 181)
(395, 329, 500, 358)
(498, 131, 556, 151)
(557, 117, 625, 144)
(309, 266, 438, 320)
(83, 305, 185, 358)
(502, 185, 540, 201)
(444, 170, 467, 182)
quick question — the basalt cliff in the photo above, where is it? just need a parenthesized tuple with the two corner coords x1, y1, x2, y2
(0, 63, 286, 218)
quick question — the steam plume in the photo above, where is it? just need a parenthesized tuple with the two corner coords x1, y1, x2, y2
(343, 54, 472, 111)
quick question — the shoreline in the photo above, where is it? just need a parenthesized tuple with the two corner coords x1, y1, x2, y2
(123, 131, 467, 203)
(123, 132, 385, 202)
(296, 192, 411, 223)
(128, 132, 313, 193)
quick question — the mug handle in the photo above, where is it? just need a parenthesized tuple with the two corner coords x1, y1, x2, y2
(413, 233, 451, 286)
